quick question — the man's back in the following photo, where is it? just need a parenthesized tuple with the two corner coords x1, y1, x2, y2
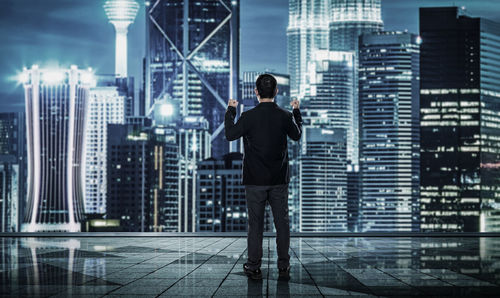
(225, 101, 302, 185)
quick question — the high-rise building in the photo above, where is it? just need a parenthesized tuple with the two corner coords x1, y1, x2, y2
(329, 0, 383, 52)
(419, 7, 500, 232)
(146, 0, 240, 158)
(0, 112, 26, 232)
(106, 123, 179, 232)
(84, 81, 126, 215)
(21, 66, 93, 232)
(104, 0, 140, 78)
(287, 0, 330, 99)
(302, 50, 356, 160)
(329, 0, 383, 166)
(358, 31, 421, 232)
(299, 127, 348, 232)
(177, 116, 211, 232)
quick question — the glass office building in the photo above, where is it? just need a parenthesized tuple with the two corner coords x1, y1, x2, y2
(287, 0, 330, 99)
(420, 7, 500, 232)
(107, 122, 179, 232)
(358, 31, 421, 232)
(329, 0, 383, 52)
(21, 66, 92, 232)
(0, 112, 26, 232)
(299, 127, 348, 232)
(84, 78, 126, 215)
(146, 0, 240, 158)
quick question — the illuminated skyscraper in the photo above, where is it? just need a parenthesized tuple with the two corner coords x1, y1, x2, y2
(420, 7, 500, 232)
(84, 80, 126, 215)
(21, 66, 93, 232)
(106, 122, 179, 232)
(302, 50, 355, 159)
(299, 127, 348, 232)
(104, 0, 140, 78)
(287, 0, 330, 99)
(358, 31, 421, 232)
(146, 0, 240, 158)
(329, 0, 383, 51)
(0, 112, 26, 232)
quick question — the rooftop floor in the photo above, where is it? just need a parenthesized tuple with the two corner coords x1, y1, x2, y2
(1, 235, 499, 297)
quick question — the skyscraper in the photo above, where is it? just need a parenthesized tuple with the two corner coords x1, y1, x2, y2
(84, 80, 126, 215)
(106, 122, 179, 232)
(21, 66, 93, 232)
(358, 31, 421, 232)
(329, 0, 383, 166)
(177, 116, 211, 232)
(0, 112, 26, 232)
(419, 7, 500, 232)
(329, 0, 383, 52)
(287, 0, 330, 99)
(104, 0, 140, 78)
(146, 0, 240, 158)
(299, 127, 348, 232)
(302, 50, 355, 159)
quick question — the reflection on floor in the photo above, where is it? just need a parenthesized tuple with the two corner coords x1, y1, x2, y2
(0, 237, 499, 297)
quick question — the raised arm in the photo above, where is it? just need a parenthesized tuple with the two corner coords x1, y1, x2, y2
(286, 99, 302, 141)
(224, 99, 246, 141)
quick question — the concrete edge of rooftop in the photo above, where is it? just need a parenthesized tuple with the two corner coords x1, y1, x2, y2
(1, 232, 500, 237)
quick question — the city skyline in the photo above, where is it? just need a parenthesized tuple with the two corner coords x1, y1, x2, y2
(1, 0, 500, 233)
(1, 0, 500, 112)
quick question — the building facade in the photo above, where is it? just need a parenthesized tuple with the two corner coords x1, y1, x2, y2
(358, 31, 421, 232)
(299, 127, 348, 232)
(0, 112, 26, 232)
(21, 66, 92, 232)
(287, 0, 330, 99)
(146, 0, 240, 158)
(84, 83, 126, 215)
(419, 7, 500, 232)
(106, 123, 179, 232)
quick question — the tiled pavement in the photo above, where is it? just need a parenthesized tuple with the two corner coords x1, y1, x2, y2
(0, 236, 499, 297)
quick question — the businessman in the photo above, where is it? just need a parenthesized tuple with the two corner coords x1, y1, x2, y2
(224, 74, 302, 280)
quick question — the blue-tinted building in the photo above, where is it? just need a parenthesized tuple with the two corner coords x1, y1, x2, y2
(146, 0, 240, 158)
(0, 112, 26, 232)
(358, 31, 421, 232)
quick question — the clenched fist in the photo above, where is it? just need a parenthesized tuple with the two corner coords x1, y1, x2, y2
(228, 99, 238, 108)
(290, 99, 300, 109)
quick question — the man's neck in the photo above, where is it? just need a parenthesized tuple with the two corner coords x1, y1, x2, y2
(259, 98, 274, 103)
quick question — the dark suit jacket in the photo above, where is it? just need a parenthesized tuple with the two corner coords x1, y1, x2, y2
(224, 101, 302, 185)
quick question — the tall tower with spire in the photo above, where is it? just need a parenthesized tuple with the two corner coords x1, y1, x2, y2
(104, 0, 140, 78)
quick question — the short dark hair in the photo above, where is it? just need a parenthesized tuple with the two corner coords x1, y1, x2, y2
(256, 74, 277, 99)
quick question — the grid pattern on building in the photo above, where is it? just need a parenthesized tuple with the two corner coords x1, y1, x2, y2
(84, 87, 126, 214)
(358, 31, 420, 232)
(299, 127, 347, 232)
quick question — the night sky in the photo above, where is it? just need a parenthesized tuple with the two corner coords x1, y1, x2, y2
(0, 0, 499, 112)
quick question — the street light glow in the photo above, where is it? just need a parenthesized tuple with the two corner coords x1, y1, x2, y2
(160, 103, 174, 116)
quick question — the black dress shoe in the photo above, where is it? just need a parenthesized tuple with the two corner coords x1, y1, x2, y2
(278, 265, 290, 280)
(243, 263, 262, 280)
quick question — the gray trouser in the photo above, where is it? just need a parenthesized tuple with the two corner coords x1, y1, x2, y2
(244, 184, 290, 270)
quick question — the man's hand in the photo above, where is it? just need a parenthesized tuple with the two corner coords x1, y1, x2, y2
(290, 99, 300, 109)
(228, 99, 238, 108)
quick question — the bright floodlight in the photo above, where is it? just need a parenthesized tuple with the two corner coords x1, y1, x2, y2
(160, 103, 174, 117)
(104, 0, 139, 78)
